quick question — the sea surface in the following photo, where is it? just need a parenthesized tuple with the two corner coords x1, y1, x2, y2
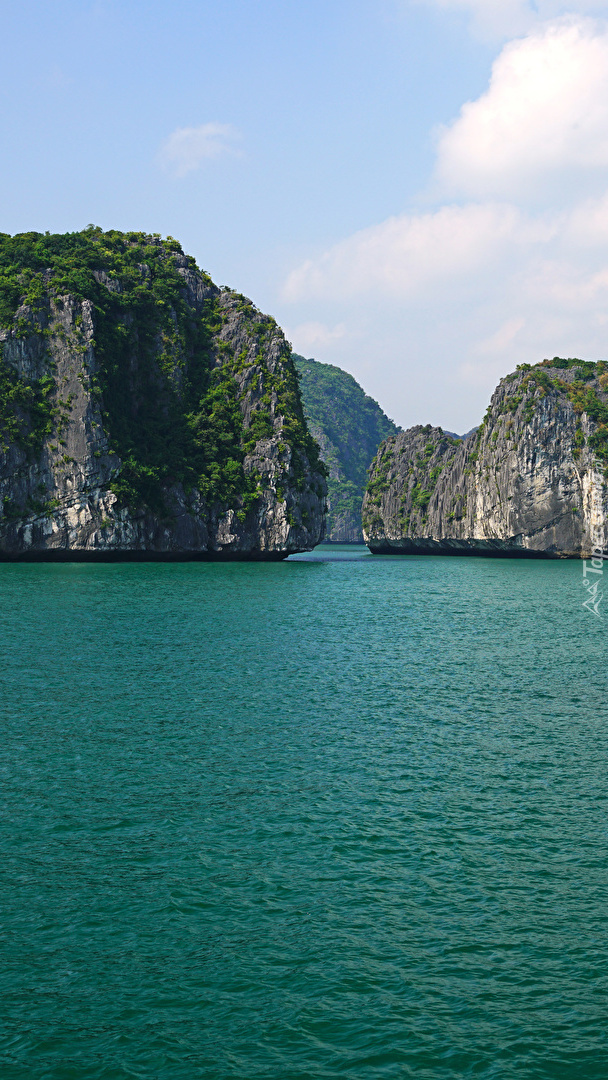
(1, 545, 606, 1079)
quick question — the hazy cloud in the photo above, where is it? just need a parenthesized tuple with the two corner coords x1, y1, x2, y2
(159, 123, 241, 178)
(283, 203, 551, 302)
(287, 321, 348, 352)
(419, 0, 608, 39)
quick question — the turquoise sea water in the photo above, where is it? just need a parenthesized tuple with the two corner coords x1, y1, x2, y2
(1, 545, 606, 1079)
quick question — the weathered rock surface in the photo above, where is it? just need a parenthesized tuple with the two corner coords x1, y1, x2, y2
(0, 234, 326, 560)
(363, 360, 608, 558)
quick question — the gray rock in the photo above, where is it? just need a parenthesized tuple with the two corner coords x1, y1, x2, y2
(363, 363, 608, 558)
(0, 274, 326, 561)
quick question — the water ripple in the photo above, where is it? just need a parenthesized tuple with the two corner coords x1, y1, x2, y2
(0, 549, 606, 1078)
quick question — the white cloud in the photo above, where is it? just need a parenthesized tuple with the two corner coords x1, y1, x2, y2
(435, 18, 608, 199)
(278, 14, 608, 429)
(565, 191, 608, 243)
(159, 123, 240, 178)
(279, 191, 608, 427)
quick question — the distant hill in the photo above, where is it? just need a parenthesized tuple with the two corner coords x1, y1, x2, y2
(294, 355, 399, 542)
(444, 428, 478, 440)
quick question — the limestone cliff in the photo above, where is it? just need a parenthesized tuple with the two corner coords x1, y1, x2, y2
(363, 359, 608, 558)
(0, 229, 326, 559)
(294, 355, 398, 542)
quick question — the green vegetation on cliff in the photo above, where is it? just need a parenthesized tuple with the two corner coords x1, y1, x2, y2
(0, 361, 56, 458)
(498, 357, 608, 470)
(294, 355, 398, 541)
(363, 355, 608, 558)
(0, 228, 322, 514)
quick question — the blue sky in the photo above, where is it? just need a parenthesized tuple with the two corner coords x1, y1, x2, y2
(3, 0, 608, 429)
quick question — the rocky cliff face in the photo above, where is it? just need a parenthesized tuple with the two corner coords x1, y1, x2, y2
(0, 230, 326, 559)
(294, 355, 398, 542)
(363, 359, 608, 558)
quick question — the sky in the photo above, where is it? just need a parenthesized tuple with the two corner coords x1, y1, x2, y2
(3, 0, 608, 430)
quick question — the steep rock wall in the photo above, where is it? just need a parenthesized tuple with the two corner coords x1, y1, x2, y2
(0, 232, 326, 559)
(363, 360, 608, 558)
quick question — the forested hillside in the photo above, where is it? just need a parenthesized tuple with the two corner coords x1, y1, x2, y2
(294, 355, 398, 541)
